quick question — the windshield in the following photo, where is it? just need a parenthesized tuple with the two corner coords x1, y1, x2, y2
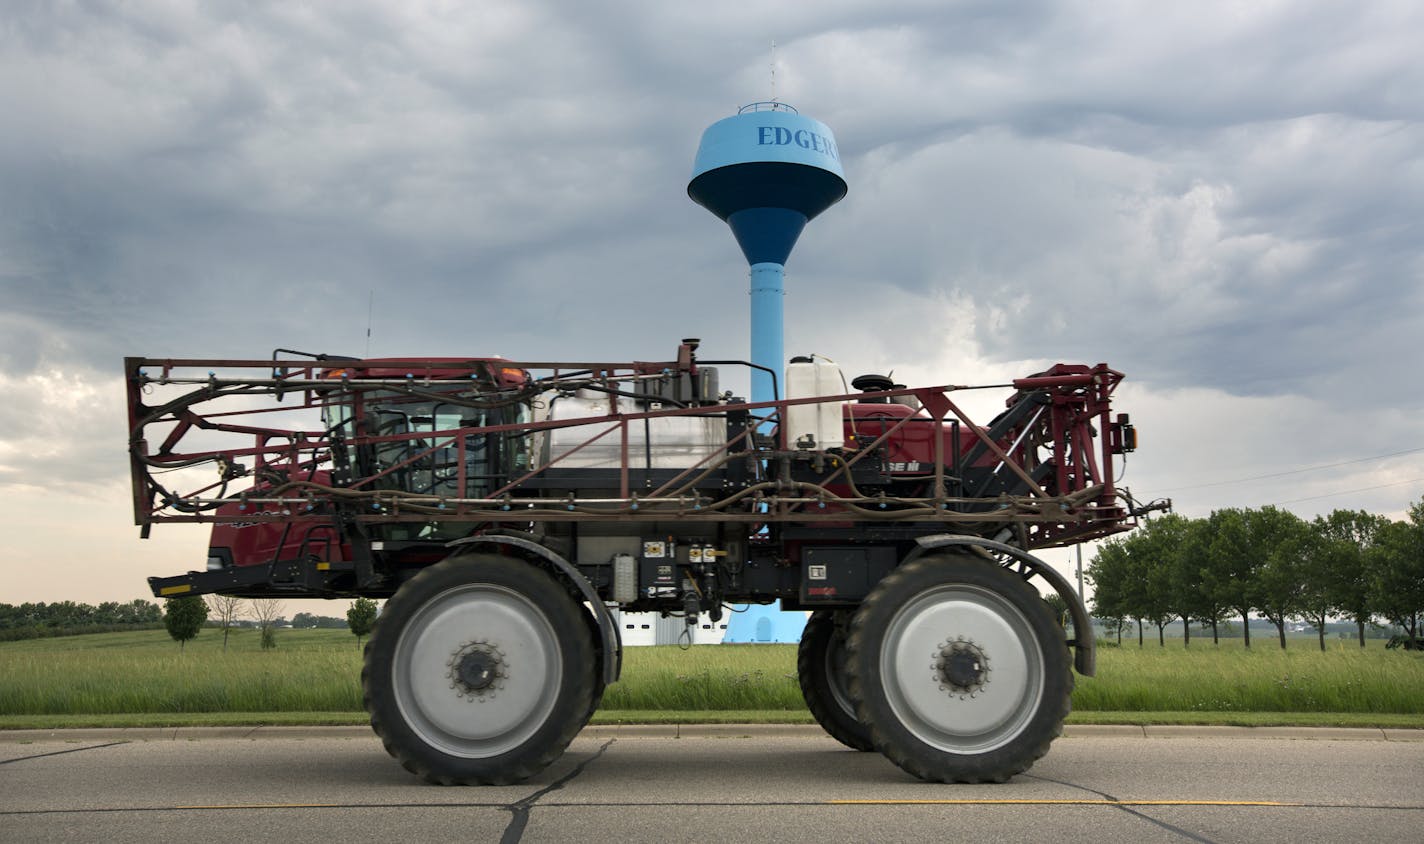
(323, 392, 531, 500)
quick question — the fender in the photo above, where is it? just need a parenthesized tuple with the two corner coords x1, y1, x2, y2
(907, 534, 1096, 677)
(448, 535, 622, 686)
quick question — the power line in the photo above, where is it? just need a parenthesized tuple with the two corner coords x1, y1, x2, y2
(1156, 446, 1424, 493)
(1272, 477, 1424, 506)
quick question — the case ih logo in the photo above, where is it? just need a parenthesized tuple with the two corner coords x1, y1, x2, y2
(756, 126, 839, 160)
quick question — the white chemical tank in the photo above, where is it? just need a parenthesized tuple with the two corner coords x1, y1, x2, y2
(539, 390, 726, 469)
(784, 356, 845, 450)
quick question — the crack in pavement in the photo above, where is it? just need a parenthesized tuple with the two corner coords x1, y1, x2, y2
(0, 742, 130, 766)
(500, 738, 615, 844)
(1024, 772, 1217, 844)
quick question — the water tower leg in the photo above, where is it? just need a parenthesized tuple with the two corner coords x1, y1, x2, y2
(749, 261, 785, 408)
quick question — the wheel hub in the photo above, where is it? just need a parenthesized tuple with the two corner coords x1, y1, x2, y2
(448, 641, 507, 701)
(934, 637, 990, 698)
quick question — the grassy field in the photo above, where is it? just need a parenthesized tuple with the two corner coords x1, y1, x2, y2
(1075, 639, 1423, 713)
(1, 628, 1421, 729)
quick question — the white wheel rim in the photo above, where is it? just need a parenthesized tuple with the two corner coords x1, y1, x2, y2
(392, 583, 561, 759)
(879, 583, 1045, 754)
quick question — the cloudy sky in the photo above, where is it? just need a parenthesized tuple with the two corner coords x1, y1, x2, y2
(1, 0, 1420, 605)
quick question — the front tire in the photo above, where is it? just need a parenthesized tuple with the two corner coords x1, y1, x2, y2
(798, 610, 873, 751)
(362, 553, 595, 785)
(845, 554, 1072, 783)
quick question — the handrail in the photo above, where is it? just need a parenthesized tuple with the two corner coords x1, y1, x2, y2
(738, 101, 797, 115)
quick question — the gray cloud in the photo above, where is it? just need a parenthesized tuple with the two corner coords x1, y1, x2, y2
(0, 0, 1419, 525)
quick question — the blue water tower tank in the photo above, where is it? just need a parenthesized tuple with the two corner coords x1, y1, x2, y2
(688, 102, 847, 407)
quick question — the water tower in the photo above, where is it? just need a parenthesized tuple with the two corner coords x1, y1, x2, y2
(689, 102, 847, 643)
(688, 102, 847, 409)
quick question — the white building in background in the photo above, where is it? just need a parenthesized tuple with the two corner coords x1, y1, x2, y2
(611, 608, 728, 646)
(608, 608, 814, 646)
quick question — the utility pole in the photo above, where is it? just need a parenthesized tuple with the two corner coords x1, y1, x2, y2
(1075, 544, 1084, 601)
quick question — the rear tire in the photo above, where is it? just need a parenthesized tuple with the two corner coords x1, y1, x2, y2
(845, 554, 1072, 783)
(798, 610, 874, 751)
(362, 553, 595, 785)
(581, 606, 607, 725)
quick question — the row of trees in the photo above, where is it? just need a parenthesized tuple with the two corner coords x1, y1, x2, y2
(291, 612, 351, 629)
(1, 595, 379, 649)
(1087, 501, 1424, 650)
(0, 600, 162, 639)
(162, 595, 378, 650)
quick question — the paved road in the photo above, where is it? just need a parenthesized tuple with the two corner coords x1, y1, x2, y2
(2, 725, 1422, 843)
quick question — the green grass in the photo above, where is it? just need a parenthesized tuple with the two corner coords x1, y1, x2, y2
(1075, 639, 1424, 713)
(1, 629, 1421, 729)
(0, 628, 365, 715)
(600, 644, 804, 711)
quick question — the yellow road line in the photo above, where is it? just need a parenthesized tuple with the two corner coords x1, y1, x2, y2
(174, 803, 344, 810)
(830, 799, 1300, 807)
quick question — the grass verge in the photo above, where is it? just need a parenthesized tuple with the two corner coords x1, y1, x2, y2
(3, 630, 1421, 729)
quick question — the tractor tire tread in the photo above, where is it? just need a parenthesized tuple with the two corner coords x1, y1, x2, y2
(845, 555, 1073, 784)
(798, 610, 875, 752)
(361, 553, 594, 785)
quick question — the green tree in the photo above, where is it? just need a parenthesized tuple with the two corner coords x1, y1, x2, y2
(1087, 538, 1131, 644)
(118, 599, 161, 624)
(348, 597, 379, 649)
(1206, 508, 1258, 647)
(1317, 509, 1389, 647)
(1122, 535, 1154, 646)
(291, 613, 347, 628)
(1150, 514, 1207, 645)
(1189, 511, 1237, 645)
(1370, 508, 1424, 641)
(1295, 525, 1340, 651)
(1094, 531, 1156, 646)
(1248, 508, 1310, 649)
(1129, 518, 1179, 646)
(163, 595, 208, 651)
(94, 602, 122, 624)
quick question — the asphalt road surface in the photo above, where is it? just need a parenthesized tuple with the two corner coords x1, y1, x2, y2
(2, 725, 1421, 843)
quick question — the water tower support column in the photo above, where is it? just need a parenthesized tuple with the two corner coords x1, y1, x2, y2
(749, 261, 785, 407)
